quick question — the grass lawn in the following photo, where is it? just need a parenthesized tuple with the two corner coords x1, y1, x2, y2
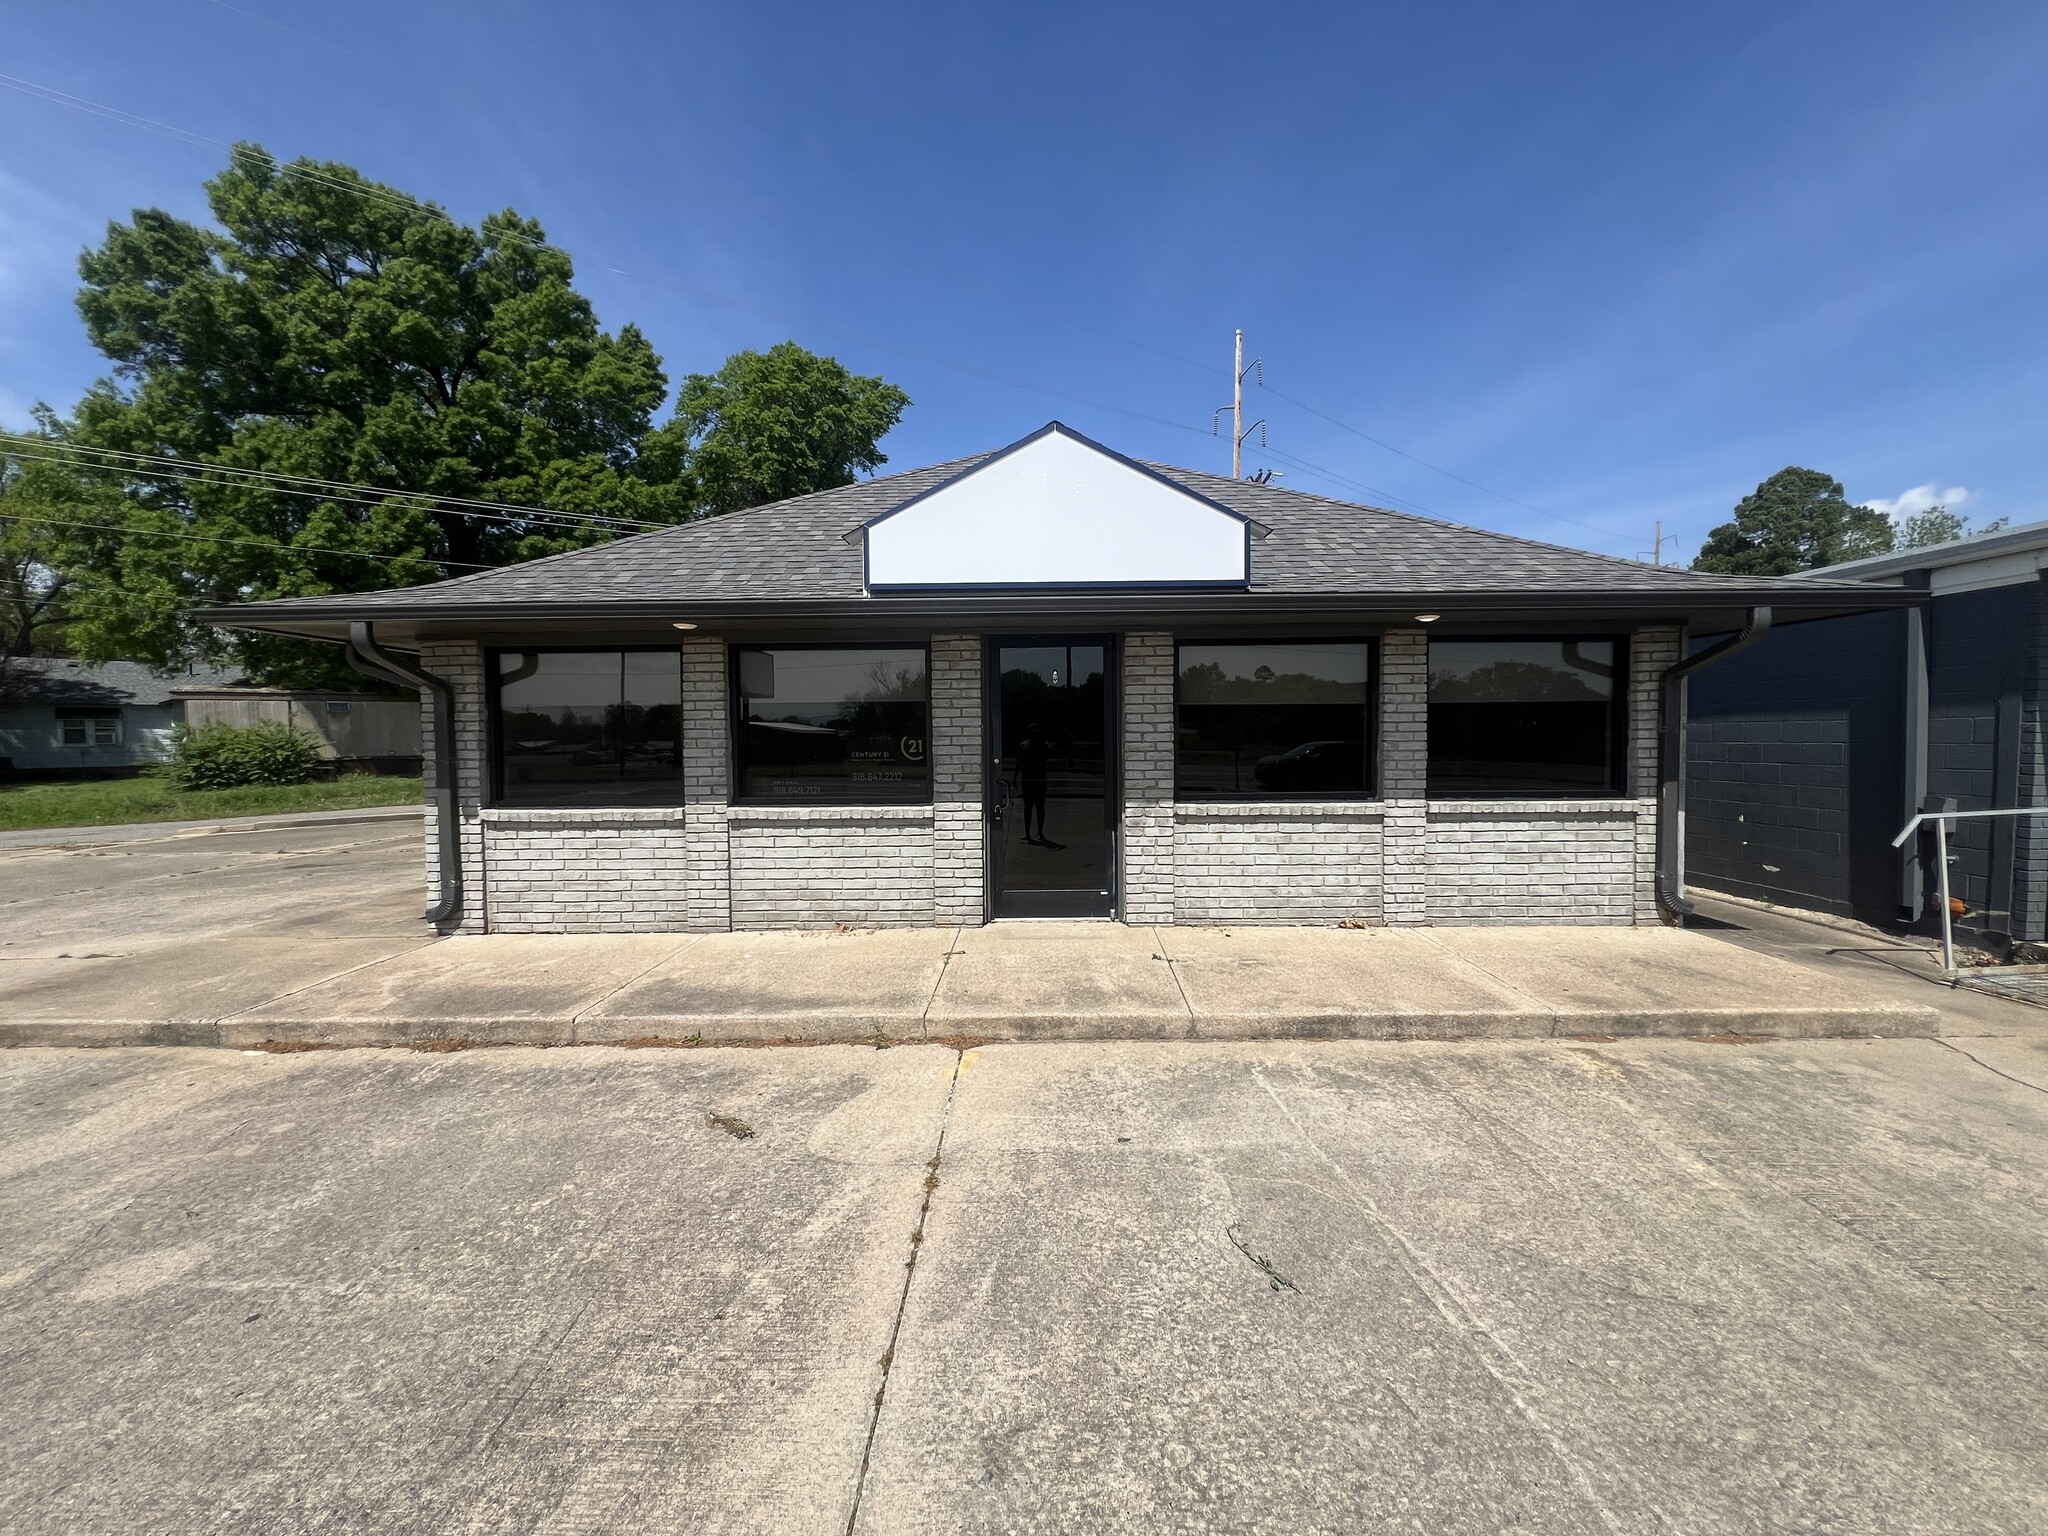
(0, 774, 423, 831)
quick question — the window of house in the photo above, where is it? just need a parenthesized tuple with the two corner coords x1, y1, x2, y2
(1426, 639, 1624, 796)
(58, 710, 120, 747)
(1175, 641, 1374, 797)
(735, 646, 929, 802)
(491, 650, 683, 806)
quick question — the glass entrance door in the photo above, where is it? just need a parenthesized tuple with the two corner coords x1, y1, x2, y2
(990, 638, 1116, 918)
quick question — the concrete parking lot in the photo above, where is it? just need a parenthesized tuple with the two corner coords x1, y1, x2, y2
(4, 1031, 2045, 1535)
(3, 815, 2045, 1532)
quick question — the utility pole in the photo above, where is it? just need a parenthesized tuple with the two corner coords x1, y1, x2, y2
(1638, 520, 1670, 567)
(1212, 328, 1265, 480)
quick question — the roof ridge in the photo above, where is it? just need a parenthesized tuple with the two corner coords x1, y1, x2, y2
(1153, 461, 1732, 582)
(417, 450, 1000, 593)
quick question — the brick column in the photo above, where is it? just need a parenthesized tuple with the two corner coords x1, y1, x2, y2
(682, 637, 732, 932)
(1379, 629, 1429, 925)
(930, 634, 986, 925)
(418, 639, 489, 934)
(1120, 632, 1175, 924)
(1630, 625, 1682, 924)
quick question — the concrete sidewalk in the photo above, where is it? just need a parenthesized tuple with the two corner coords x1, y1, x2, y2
(0, 921, 1938, 1048)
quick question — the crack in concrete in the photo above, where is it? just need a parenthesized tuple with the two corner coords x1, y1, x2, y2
(917, 927, 969, 1033)
(567, 936, 707, 1036)
(1248, 1063, 1637, 1536)
(844, 1046, 965, 1536)
(1149, 927, 1198, 1021)
(1933, 1037, 2048, 1096)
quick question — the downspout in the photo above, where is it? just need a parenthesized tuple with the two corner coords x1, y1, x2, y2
(1657, 607, 1772, 921)
(345, 621, 462, 927)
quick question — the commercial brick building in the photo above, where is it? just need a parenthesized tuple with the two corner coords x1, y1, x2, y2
(201, 424, 1912, 935)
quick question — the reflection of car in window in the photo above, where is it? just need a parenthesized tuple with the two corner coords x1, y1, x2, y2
(1253, 739, 1363, 791)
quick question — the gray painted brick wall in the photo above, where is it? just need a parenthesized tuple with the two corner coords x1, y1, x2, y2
(1630, 626, 1680, 922)
(436, 621, 1670, 935)
(1380, 630, 1429, 924)
(729, 808, 935, 928)
(1426, 802, 1639, 924)
(1120, 632, 1175, 923)
(931, 633, 985, 925)
(683, 637, 733, 932)
(483, 810, 691, 932)
(1174, 804, 1385, 924)
(419, 639, 488, 934)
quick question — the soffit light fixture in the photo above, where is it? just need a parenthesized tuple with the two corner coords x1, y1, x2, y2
(671, 621, 698, 630)
(1414, 613, 1441, 623)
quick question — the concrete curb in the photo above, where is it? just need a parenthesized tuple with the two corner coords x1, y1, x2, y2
(0, 1000, 1940, 1051)
(0, 803, 423, 851)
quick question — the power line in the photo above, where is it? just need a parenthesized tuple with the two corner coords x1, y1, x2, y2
(0, 72, 1221, 450)
(0, 68, 1640, 548)
(1259, 382, 1637, 544)
(0, 510, 488, 568)
(1, 435, 666, 534)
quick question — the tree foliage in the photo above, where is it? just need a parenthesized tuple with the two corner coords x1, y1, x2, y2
(1898, 504, 2009, 549)
(1691, 467, 1895, 575)
(670, 342, 909, 516)
(39, 146, 908, 685)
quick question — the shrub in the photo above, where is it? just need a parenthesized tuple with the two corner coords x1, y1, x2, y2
(167, 720, 325, 790)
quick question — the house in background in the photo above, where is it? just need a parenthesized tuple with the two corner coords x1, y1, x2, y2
(197, 421, 1914, 937)
(175, 684, 420, 773)
(0, 658, 421, 776)
(0, 658, 243, 774)
(1687, 518, 2047, 953)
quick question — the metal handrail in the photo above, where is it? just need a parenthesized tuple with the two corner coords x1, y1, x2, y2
(1891, 806, 2048, 978)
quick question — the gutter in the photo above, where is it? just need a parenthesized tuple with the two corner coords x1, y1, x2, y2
(343, 621, 462, 927)
(1657, 607, 1772, 921)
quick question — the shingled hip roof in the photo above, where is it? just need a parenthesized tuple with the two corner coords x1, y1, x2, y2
(195, 423, 1919, 640)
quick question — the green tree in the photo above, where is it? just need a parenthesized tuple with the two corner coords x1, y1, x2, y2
(41, 146, 909, 685)
(1898, 504, 2008, 549)
(1691, 467, 1895, 575)
(669, 342, 909, 516)
(0, 456, 69, 682)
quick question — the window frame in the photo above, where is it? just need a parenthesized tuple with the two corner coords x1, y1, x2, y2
(57, 708, 121, 749)
(1424, 633, 1630, 800)
(485, 645, 686, 808)
(1171, 635, 1380, 801)
(729, 640, 935, 807)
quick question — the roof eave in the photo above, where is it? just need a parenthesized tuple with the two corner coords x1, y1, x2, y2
(193, 581, 1922, 646)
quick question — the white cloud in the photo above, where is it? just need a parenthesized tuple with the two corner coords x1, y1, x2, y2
(1861, 483, 1971, 518)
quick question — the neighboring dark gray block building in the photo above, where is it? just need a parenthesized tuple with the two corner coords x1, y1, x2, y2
(1688, 520, 2047, 949)
(197, 422, 1913, 935)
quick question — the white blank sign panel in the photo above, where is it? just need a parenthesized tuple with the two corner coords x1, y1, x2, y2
(864, 427, 1248, 588)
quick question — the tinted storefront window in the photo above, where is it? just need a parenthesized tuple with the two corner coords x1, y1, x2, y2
(1176, 642, 1373, 796)
(1427, 639, 1622, 795)
(494, 650, 683, 806)
(736, 647, 929, 802)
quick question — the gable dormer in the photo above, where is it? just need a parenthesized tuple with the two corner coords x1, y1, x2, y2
(859, 422, 1259, 591)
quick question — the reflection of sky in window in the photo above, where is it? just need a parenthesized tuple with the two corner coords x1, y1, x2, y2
(1428, 640, 1613, 696)
(1180, 644, 1370, 686)
(741, 649, 926, 705)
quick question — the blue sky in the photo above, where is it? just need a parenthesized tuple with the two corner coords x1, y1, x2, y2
(3, 1, 2044, 562)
